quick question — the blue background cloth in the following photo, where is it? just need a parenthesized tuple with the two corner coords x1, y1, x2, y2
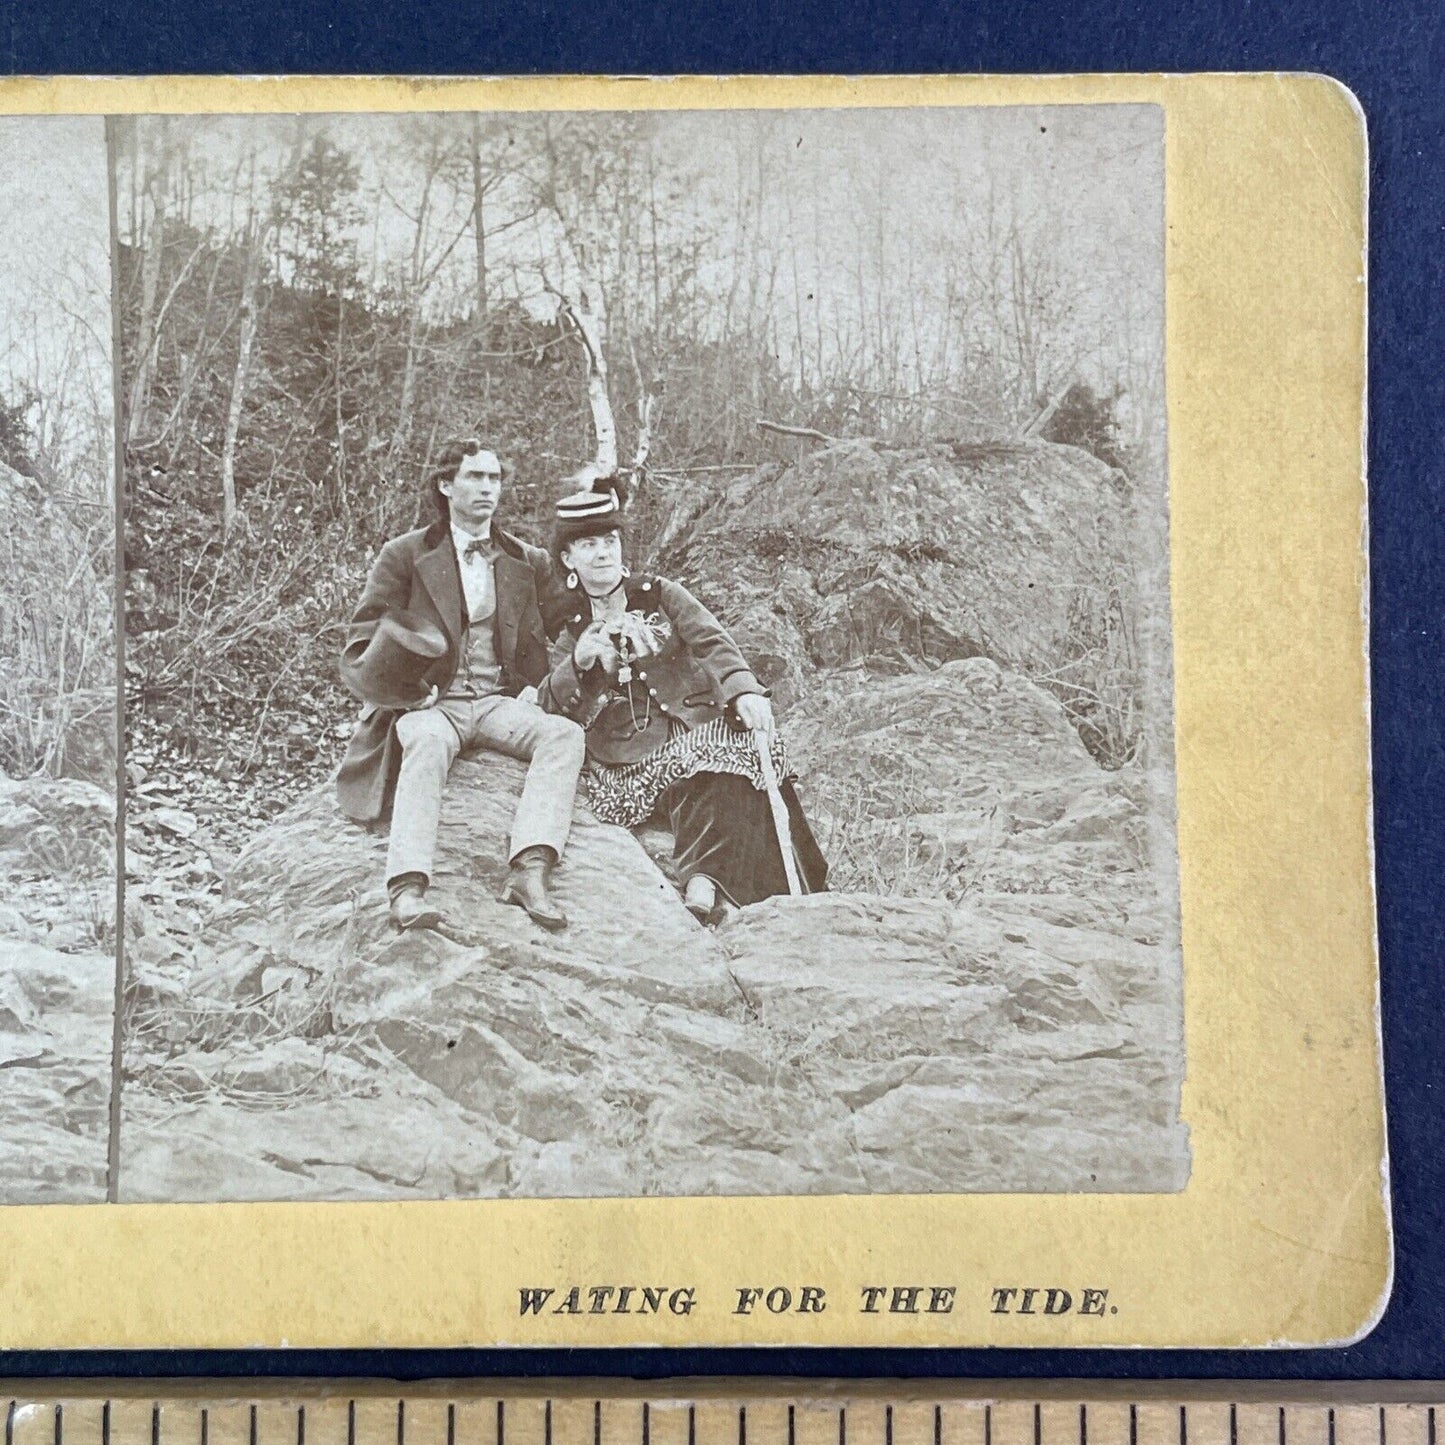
(4, 0, 1442, 1381)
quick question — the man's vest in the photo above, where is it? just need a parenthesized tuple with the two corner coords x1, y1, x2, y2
(447, 580, 504, 699)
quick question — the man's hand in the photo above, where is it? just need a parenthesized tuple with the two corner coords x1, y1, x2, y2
(516, 685, 540, 707)
(733, 692, 775, 735)
(410, 683, 440, 711)
(574, 619, 620, 673)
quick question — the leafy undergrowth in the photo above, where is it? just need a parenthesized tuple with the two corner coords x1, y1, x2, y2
(124, 665, 352, 935)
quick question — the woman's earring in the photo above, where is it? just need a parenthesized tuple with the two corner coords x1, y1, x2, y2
(566, 571, 578, 589)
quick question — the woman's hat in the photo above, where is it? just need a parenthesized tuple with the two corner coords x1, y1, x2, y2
(554, 474, 625, 550)
(340, 610, 449, 709)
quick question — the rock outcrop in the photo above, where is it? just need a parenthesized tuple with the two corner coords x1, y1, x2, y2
(658, 439, 1139, 707)
(0, 942, 113, 1203)
(119, 663, 1188, 1201)
(0, 769, 117, 1202)
(0, 770, 115, 947)
(789, 657, 1178, 923)
(0, 460, 120, 1199)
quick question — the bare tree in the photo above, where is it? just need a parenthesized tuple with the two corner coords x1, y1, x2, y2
(125, 118, 172, 443)
(219, 186, 269, 538)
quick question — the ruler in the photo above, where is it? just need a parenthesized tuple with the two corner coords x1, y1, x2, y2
(2, 1391, 1442, 1445)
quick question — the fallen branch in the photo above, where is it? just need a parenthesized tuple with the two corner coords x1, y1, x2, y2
(1020, 380, 1072, 439)
(650, 463, 759, 476)
(756, 419, 839, 445)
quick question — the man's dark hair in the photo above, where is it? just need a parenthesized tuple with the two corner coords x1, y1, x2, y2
(427, 437, 511, 523)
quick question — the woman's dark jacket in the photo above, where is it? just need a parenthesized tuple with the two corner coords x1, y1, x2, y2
(538, 574, 766, 766)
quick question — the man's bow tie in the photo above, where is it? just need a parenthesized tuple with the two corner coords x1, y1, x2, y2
(463, 538, 492, 563)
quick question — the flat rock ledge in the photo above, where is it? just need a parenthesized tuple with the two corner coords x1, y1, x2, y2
(119, 750, 1188, 1202)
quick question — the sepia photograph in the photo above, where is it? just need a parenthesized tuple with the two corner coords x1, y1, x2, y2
(0, 115, 118, 1204)
(113, 103, 1186, 1202)
(0, 72, 1389, 1354)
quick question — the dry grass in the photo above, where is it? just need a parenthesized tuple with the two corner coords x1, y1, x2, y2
(0, 482, 114, 781)
(22, 815, 116, 952)
(803, 758, 1001, 901)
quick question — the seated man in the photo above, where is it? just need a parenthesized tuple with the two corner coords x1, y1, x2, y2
(335, 440, 584, 932)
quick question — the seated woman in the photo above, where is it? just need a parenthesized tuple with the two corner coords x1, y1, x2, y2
(538, 476, 826, 924)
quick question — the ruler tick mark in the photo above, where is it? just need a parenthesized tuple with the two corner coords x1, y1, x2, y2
(7, 1393, 1445, 1445)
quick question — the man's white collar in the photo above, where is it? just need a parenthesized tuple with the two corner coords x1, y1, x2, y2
(452, 521, 494, 555)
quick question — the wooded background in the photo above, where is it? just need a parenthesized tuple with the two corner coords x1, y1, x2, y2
(0, 117, 115, 784)
(116, 106, 1166, 839)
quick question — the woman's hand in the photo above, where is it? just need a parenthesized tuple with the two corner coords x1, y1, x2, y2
(617, 611, 660, 658)
(733, 692, 775, 735)
(573, 619, 620, 674)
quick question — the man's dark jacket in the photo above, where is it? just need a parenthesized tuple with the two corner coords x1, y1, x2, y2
(335, 518, 559, 823)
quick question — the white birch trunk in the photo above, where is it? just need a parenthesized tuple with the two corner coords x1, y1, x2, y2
(220, 222, 264, 537)
(563, 275, 617, 477)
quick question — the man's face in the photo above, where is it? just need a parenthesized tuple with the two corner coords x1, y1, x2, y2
(441, 450, 503, 534)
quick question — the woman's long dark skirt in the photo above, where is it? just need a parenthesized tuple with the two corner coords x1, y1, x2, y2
(663, 770, 828, 907)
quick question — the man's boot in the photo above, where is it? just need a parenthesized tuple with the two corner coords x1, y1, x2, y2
(500, 845, 567, 931)
(389, 879, 443, 932)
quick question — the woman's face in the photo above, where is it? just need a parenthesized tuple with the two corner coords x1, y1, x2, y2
(562, 529, 624, 593)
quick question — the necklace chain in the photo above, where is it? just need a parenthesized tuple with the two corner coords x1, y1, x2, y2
(584, 583, 653, 734)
